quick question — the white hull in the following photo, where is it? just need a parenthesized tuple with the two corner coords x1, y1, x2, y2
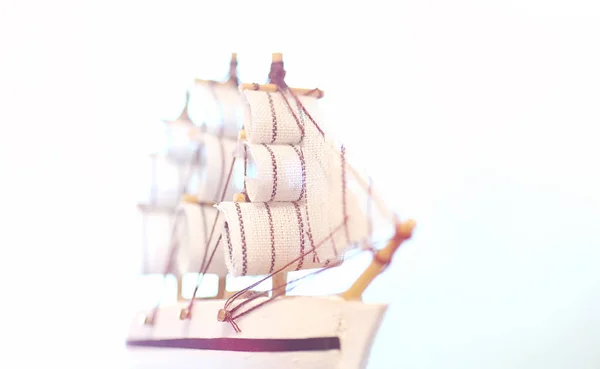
(126, 296, 387, 369)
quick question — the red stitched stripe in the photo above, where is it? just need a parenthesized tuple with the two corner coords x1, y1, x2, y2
(224, 223, 234, 268)
(291, 145, 306, 201)
(340, 145, 350, 245)
(293, 202, 306, 271)
(234, 203, 248, 276)
(262, 144, 278, 201)
(264, 203, 276, 274)
(267, 92, 278, 143)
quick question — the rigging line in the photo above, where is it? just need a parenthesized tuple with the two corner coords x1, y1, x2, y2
(223, 217, 349, 310)
(185, 234, 223, 304)
(148, 208, 186, 325)
(226, 263, 339, 329)
(222, 227, 392, 319)
(226, 235, 391, 330)
(288, 90, 395, 225)
(173, 142, 202, 200)
(287, 90, 324, 137)
(187, 155, 237, 305)
(220, 227, 394, 332)
(220, 217, 350, 331)
(276, 87, 306, 139)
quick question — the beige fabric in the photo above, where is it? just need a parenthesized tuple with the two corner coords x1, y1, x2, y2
(215, 90, 393, 276)
(187, 133, 240, 202)
(174, 203, 228, 277)
(243, 90, 319, 145)
(139, 153, 191, 208)
(188, 83, 244, 139)
(164, 121, 202, 164)
(245, 143, 304, 202)
(216, 202, 337, 277)
(140, 212, 175, 274)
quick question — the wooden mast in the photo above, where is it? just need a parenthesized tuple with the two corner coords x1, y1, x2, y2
(234, 53, 326, 297)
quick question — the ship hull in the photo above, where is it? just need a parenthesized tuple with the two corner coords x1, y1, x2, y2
(126, 296, 387, 369)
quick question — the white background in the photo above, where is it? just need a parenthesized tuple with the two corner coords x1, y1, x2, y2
(1, 0, 599, 368)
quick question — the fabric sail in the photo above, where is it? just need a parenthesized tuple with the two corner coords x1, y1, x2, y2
(151, 81, 246, 277)
(215, 89, 374, 277)
(173, 203, 229, 277)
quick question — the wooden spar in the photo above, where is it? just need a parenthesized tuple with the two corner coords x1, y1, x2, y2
(240, 83, 324, 98)
(239, 52, 324, 98)
(180, 194, 216, 207)
(340, 220, 416, 301)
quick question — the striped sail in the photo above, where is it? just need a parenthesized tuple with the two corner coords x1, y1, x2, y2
(172, 203, 229, 276)
(216, 89, 373, 277)
(169, 82, 247, 276)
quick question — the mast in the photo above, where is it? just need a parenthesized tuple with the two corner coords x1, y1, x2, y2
(219, 53, 333, 298)
(174, 52, 245, 301)
(227, 53, 239, 86)
(174, 90, 192, 123)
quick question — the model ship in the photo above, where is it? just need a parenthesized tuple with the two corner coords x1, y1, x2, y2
(128, 53, 416, 369)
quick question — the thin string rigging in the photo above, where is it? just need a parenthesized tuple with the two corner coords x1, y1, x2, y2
(218, 217, 350, 332)
(218, 220, 394, 333)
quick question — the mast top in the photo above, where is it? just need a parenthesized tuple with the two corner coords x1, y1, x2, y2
(227, 52, 239, 86)
(175, 90, 192, 122)
(268, 52, 287, 89)
(239, 52, 324, 98)
(271, 53, 283, 63)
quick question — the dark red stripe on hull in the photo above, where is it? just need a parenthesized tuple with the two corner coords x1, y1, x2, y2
(126, 337, 340, 352)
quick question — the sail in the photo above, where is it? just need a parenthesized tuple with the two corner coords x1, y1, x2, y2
(187, 133, 241, 203)
(139, 78, 246, 278)
(173, 203, 228, 277)
(138, 152, 195, 209)
(244, 143, 306, 202)
(140, 212, 175, 274)
(215, 89, 373, 277)
(188, 82, 244, 140)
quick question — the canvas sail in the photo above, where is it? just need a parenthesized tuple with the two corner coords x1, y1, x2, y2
(216, 89, 375, 277)
(172, 203, 228, 276)
(139, 80, 245, 276)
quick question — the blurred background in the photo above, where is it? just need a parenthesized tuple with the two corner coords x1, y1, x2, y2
(1, 0, 599, 368)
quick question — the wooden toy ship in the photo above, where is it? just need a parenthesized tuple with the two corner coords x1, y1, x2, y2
(128, 53, 416, 369)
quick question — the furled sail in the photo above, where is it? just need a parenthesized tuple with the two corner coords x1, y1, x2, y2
(139, 75, 246, 277)
(139, 152, 199, 209)
(162, 90, 201, 165)
(216, 89, 374, 277)
(187, 133, 240, 203)
(169, 82, 247, 277)
(172, 203, 228, 277)
(140, 212, 175, 274)
(188, 82, 245, 140)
